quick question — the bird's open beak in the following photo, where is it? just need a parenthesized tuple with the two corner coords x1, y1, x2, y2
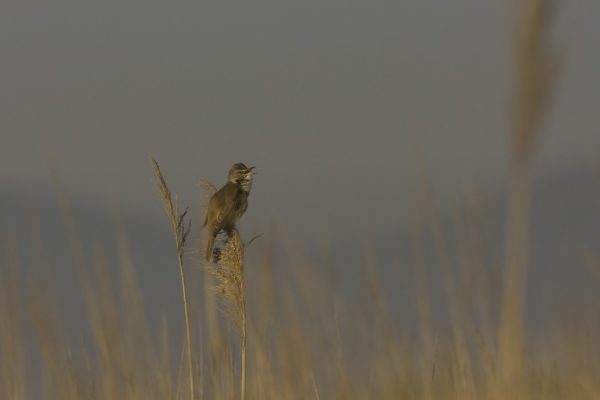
(248, 166, 256, 174)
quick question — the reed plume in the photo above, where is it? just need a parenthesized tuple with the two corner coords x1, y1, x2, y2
(151, 157, 195, 400)
(499, 0, 561, 384)
(205, 223, 248, 400)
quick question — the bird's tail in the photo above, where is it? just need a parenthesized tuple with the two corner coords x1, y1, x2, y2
(206, 234, 215, 262)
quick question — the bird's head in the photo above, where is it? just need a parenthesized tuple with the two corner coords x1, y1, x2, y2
(228, 163, 255, 192)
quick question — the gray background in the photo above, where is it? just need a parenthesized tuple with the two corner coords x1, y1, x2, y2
(1, 0, 599, 238)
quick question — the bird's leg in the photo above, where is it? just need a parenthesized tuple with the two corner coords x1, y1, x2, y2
(223, 227, 236, 243)
(212, 247, 222, 263)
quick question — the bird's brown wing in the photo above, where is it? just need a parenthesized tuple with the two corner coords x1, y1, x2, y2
(210, 183, 244, 231)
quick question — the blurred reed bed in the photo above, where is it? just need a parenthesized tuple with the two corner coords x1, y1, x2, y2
(1, 0, 599, 399)
(2, 184, 600, 399)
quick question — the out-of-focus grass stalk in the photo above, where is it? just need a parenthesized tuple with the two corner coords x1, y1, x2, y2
(498, 0, 561, 383)
(0, 237, 26, 400)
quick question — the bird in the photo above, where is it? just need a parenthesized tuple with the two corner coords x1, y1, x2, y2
(203, 163, 255, 262)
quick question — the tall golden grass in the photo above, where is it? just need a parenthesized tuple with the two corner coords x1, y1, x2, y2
(499, 0, 562, 391)
(151, 157, 194, 400)
(2, 0, 599, 399)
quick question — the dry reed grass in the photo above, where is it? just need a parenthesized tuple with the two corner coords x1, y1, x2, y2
(499, 0, 562, 388)
(151, 157, 194, 400)
(1, 184, 600, 399)
(206, 229, 247, 400)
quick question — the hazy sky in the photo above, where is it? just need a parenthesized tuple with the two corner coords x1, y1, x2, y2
(1, 0, 599, 237)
